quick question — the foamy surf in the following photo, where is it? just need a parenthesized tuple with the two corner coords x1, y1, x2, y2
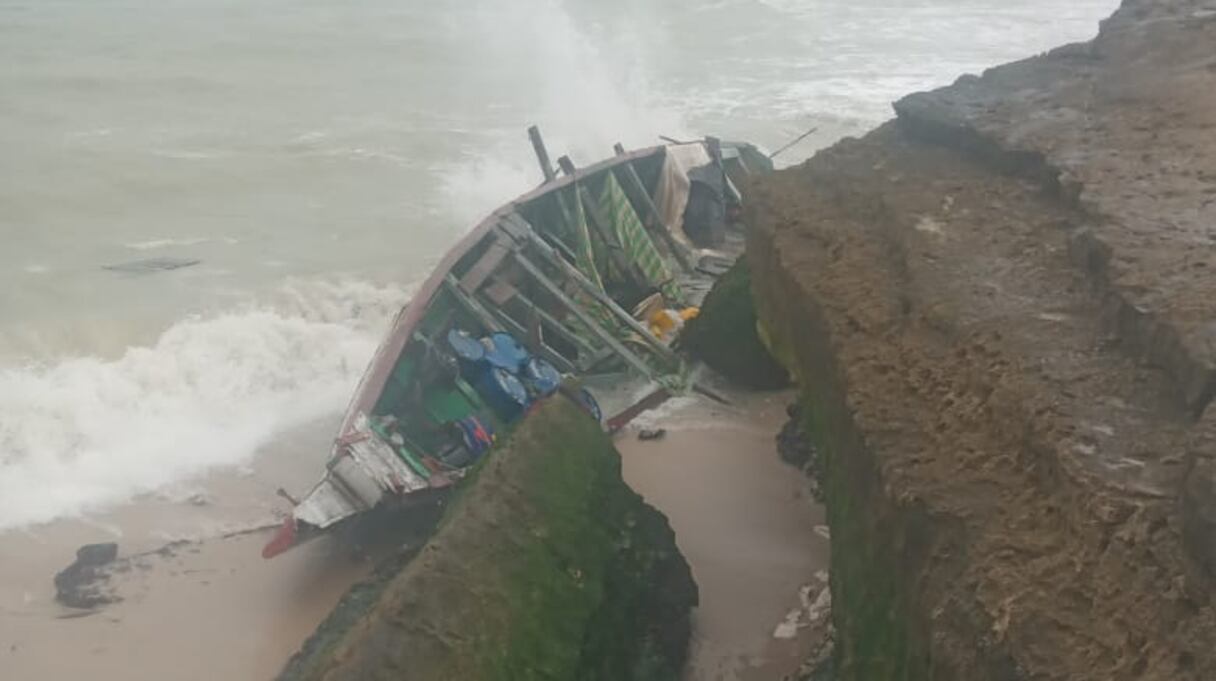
(0, 278, 411, 531)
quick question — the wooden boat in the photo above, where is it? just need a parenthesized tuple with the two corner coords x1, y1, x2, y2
(262, 129, 771, 558)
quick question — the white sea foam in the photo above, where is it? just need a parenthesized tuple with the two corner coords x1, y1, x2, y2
(124, 236, 215, 251)
(0, 278, 411, 530)
(435, 0, 690, 225)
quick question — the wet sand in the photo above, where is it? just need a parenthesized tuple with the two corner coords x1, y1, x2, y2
(618, 390, 829, 681)
(0, 417, 371, 681)
(1, 391, 826, 681)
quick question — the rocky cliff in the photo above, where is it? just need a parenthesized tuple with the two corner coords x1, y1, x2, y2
(278, 398, 696, 681)
(747, 1, 1216, 678)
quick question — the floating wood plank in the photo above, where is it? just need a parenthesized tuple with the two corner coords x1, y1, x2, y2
(510, 251, 654, 379)
(612, 142, 694, 273)
(102, 257, 200, 274)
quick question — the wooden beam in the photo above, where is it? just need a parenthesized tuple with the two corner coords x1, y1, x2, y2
(492, 278, 599, 360)
(441, 275, 502, 334)
(519, 229, 681, 367)
(612, 143, 694, 273)
(458, 237, 511, 295)
(527, 125, 556, 183)
(606, 386, 672, 433)
(500, 210, 577, 265)
(510, 251, 655, 379)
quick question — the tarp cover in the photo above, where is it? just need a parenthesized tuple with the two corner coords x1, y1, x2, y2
(653, 144, 712, 246)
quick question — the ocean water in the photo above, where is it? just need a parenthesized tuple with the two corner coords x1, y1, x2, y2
(0, 0, 1118, 529)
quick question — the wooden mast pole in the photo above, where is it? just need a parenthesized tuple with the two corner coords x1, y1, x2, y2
(527, 125, 556, 183)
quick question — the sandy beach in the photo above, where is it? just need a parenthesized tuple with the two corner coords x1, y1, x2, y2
(1, 388, 825, 681)
(0, 416, 372, 681)
(619, 390, 829, 681)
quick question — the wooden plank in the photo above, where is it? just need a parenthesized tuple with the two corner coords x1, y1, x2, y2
(612, 142, 694, 273)
(503, 211, 579, 266)
(458, 238, 512, 295)
(441, 275, 502, 334)
(492, 276, 600, 360)
(606, 386, 672, 432)
(511, 251, 655, 379)
(519, 230, 681, 367)
(482, 278, 517, 307)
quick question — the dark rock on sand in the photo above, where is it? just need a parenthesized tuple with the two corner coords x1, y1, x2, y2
(54, 543, 121, 609)
(776, 403, 822, 502)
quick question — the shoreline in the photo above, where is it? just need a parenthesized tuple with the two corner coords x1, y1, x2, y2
(0, 387, 824, 680)
(0, 416, 371, 681)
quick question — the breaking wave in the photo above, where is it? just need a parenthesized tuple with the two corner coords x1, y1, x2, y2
(0, 278, 411, 530)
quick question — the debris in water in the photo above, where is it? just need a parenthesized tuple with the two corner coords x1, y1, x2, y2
(774, 581, 832, 640)
(774, 609, 805, 639)
(807, 586, 832, 623)
(637, 428, 667, 441)
(102, 257, 200, 274)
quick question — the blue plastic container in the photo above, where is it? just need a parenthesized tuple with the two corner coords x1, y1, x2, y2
(523, 357, 562, 398)
(484, 332, 530, 373)
(446, 328, 485, 363)
(576, 388, 602, 423)
(448, 328, 490, 384)
(474, 366, 531, 422)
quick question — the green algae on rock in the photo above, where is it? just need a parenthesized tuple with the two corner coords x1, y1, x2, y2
(679, 259, 789, 389)
(278, 397, 696, 681)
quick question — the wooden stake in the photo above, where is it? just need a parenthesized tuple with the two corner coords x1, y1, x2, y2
(528, 125, 556, 183)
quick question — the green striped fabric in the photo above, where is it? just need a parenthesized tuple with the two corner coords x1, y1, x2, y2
(556, 187, 606, 292)
(553, 187, 625, 336)
(596, 172, 683, 304)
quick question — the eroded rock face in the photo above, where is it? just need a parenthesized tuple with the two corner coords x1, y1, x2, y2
(1184, 459, 1216, 580)
(746, 2, 1216, 679)
(278, 398, 696, 681)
